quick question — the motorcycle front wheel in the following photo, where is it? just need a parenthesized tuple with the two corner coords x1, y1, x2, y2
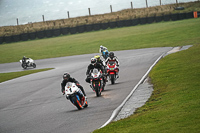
(111, 74, 115, 84)
(95, 85, 101, 97)
(71, 96, 83, 110)
(22, 64, 27, 69)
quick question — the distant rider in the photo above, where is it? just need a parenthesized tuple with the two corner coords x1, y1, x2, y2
(94, 55, 106, 68)
(61, 73, 87, 98)
(94, 55, 107, 76)
(105, 52, 120, 78)
(99, 45, 109, 59)
(22, 56, 29, 64)
(85, 58, 106, 83)
(99, 45, 108, 54)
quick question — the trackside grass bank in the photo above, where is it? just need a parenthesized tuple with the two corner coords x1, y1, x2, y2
(0, 18, 200, 64)
(93, 44, 200, 133)
(0, 68, 53, 83)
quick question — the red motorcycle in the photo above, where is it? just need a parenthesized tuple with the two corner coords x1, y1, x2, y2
(106, 61, 119, 84)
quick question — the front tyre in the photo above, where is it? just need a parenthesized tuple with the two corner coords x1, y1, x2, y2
(22, 64, 27, 69)
(95, 85, 101, 97)
(111, 74, 115, 84)
(71, 96, 82, 110)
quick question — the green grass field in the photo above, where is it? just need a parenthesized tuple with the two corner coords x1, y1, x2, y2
(0, 18, 200, 64)
(0, 18, 200, 132)
(0, 68, 53, 83)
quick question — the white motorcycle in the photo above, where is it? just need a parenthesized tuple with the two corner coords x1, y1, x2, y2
(20, 58, 36, 69)
(65, 82, 88, 110)
(90, 68, 105, 97)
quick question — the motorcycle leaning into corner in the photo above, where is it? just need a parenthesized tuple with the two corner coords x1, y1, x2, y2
(107, 61, 119, 84)
(89, 68, 105, 97)
(65, 82, 88, 110)
(20, 58, 36, 69)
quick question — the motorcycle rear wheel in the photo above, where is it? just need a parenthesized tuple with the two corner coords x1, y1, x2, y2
(33, 63, 36, 68)
(83, 100, 88, 108)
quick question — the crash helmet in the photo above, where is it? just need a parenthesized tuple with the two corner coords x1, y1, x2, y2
(94, 55, 100, 62)
(109, 52, 114, 59)
(63, 73, 70, 80)
(91, 58, 97, 65)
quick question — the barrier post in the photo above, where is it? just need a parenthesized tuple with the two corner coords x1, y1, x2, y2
(88, 8, 91, 16)
(131, 2, 133, 9)
(110, 5, 112, 13)
(146, 0, 148, 8)
(193, 11, 198, 18)
(42, 15, 45, 22)
(67, 11, 70, 18)
(16, 18, 19, 25)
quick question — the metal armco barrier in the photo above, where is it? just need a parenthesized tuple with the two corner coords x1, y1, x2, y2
(0, 11, 196, 44)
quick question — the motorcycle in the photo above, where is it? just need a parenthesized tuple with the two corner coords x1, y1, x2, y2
(20, 58, 36, 69)
(90, 68, 105, 97)
(107, 61, 119, 84)
(65, 82, 88, 110)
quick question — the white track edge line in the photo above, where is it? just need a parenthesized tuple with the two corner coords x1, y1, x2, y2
(99, 52, 166, 129)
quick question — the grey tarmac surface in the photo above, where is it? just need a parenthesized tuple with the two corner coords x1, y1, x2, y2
(0, 47, 179, 133)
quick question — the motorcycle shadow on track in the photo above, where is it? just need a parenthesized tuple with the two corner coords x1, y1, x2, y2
(106, 82, 121, 86)
(65, 107, 90, 113)
(21, 67, 36, 71)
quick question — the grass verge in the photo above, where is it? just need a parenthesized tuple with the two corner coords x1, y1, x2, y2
(0, 18, 200, 63)
(93, 44, 200, 132)
(0, 68, 54, 83)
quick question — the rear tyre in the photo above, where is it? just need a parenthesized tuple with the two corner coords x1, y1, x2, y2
(33, 63, 36, 68)
(83, 99, 88, 108)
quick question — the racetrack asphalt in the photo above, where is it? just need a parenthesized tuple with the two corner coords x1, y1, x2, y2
(1, 47, 193, 133)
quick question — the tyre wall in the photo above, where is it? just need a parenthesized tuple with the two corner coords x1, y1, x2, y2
(0, 11, 197, 44)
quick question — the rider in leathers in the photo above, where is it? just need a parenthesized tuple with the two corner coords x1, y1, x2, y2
(94, 55, 108, 78)
(105, 52, 120, 78)
(22, 56, 29, 64)
(94, 55, 106, 69)
(85, 58, 106, 83)
(61, 73, 86, 97)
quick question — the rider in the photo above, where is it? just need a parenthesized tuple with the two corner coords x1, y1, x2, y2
(105, 52, 120, 78)
(85, 58, 106, 83)
(61, 73, 87, 98)
(99, 45, 108, 54)
(94, 55, 105, 68)
(99, 45, 109, 59)
(22, 56, 29, 64)
(94, 55, 108, 82)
